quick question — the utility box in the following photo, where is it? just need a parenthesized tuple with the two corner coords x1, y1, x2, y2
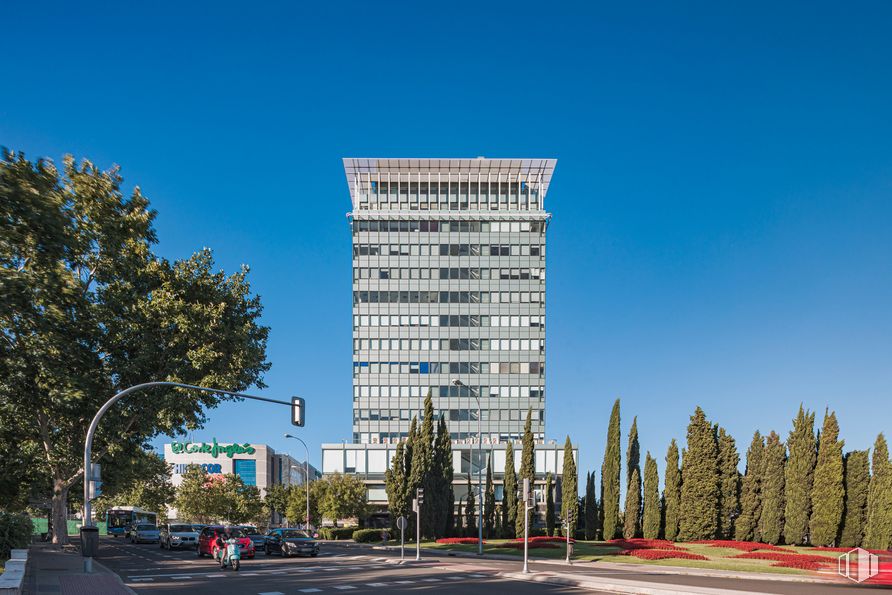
(80, 526, 99, 557)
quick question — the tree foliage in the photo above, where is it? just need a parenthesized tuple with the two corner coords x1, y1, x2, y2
(0, 150, 270, 543)
(735, 431, 764, 541)
(584, 471, 597, 540)
(759, 431, 786, 545)
(385, 441, 409, 531)
(561, 436, 578, 532)
(623, 417, 641, 539)
(839, 450, 869, 547)
(174, 467, 263, 525)
(430, 416, 454, 538)
(309, 472, 368, 527)
(484, 455, 495, 539)
(92, 452, 174, 519)
(783, 405, 816, 545)
(502, 441, 517, 538)
(465, 474, 477, 536)
(809, 410, 844, 546)
(642, 453, 661, 539)
(864, 434, 892, 550)
(679, 407, 719, 541)
(601, 399, 621, 540)
(545, 473, 555, 536)
(663, 439, 681, 541)
(717, 427, 740, 540)
(516, 409, 535, 538)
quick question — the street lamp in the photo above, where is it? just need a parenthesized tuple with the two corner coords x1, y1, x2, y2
(453, 379, 483, 556)
(284, 433, 311, 531)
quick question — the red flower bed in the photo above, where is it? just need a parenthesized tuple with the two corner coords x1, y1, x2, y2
(772, 559, 830, 570)
(624, 549, 708, 561)
(691, 540, 787, 552)
(436, 537, 484, 544)
(495, 541, 559, 549)
(733, 552, 831, 564)
(608, 538, 681, 550)
(514, 536, 575, 544)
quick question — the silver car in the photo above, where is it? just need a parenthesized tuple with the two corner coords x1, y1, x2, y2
(160, 523, 199, 549)
(129, 523, 160, 544)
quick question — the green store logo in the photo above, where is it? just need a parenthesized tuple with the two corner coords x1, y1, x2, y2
(170, 438, 256, 459)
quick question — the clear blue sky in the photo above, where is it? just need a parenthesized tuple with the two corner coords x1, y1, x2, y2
(3, 2, 891, 477)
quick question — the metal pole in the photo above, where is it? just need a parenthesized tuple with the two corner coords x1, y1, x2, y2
(476, 395, 483, 555)
(84, 381, 283, 573)
(285, 435, 312, 531)
(415, 503, 421, 561)
(565, 520, 572, 565)
(523, 496, 530, 573)
(401, 524, 405, 561)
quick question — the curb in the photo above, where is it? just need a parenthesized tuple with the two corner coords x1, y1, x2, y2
(498, 570, 767, 595)
(92, 559, 137, 595)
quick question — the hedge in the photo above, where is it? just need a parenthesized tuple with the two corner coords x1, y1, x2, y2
(352, 528, 387, 543)
(0, 512, 32, 560)
(318, 526, 358, 540)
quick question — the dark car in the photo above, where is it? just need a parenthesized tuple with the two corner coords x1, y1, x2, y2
(239, 525, 266, 549)
(264, 528, 319, 557)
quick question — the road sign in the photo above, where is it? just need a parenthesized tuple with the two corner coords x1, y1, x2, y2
(291, 396, 305, 427)
(523, 478, 529, 502)
(396, 516, 408, 531)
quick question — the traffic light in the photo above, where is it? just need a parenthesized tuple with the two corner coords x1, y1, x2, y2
(291, 396, 305, 427)
(417, 487, 424, 504)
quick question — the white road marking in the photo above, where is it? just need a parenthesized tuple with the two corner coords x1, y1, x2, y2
(298, 590, 322, 593)
(468, 573, 487, 577)
(366, 582, 389, 587)
(130, 578, 154, 582)
(258, 592, 285, 595)
(444, 576, 464, 580)
(170, 576, 193, 579)
(333, 586, 356, 590)
(421, 578, 441, 582)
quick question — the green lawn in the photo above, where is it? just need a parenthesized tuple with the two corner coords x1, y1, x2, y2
(419, 539, 841, 576)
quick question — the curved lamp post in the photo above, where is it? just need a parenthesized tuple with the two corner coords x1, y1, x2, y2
(285, 433, 311, 530)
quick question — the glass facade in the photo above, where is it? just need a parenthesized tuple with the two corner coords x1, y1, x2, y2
(346, 158, 555, 447)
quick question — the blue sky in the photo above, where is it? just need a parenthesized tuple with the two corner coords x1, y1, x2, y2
(3, 1, 891, 477)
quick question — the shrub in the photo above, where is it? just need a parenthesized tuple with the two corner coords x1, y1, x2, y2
(772, 559, 829, 570)
(0, 512, 32, 559)
(318, 526, 358, 540)
(352, 528, 386, 543)
(691, 540, 788, 552)
(436, 537, 484, 545)
(624, 549, 708, 561)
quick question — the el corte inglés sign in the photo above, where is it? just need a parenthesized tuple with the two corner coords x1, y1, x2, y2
(170, 438, 256, 459)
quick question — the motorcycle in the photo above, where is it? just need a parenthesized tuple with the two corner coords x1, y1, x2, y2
(218, 537, 241, 571)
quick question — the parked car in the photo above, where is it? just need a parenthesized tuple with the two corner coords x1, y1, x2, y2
(191, 523, 206, 533)
(197, 525, 255, 559)
(264, 528, 319, 557)
(239, 525, 266, 549)
(128, 523, 161, 544)
(160, 523, 199, 549)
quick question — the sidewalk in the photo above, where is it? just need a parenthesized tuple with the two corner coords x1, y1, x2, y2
(24, 543, 133, 595)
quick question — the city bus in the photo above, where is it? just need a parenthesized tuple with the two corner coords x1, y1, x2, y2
(106, 506, 158, 537)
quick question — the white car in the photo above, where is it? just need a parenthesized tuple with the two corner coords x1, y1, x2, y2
(160, 523, 199, 549)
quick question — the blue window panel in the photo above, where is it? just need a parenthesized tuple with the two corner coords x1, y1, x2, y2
(419, 362, 429, 374)
(233, 459, 257, 486)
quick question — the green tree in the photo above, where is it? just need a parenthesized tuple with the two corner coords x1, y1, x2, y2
(810, 410, 844, 546)
(717, 427, 740, 540)
(601, 399, 622, 540)
(561, 436, 578, 535)
(643, 453, 661, 539)
(415, 395, 436, 537)
(0, 151, 270, 543)
(264, 483, 292, 526)
(839, 450, 869, 547)
(864, 434, 892, 549)
(663, 439, 681, 541)
(783, 405, 816, 545)
(545, 473, 555, 536)
(465, 474, 477, 537)
(679, 407, 719, 541)
(735, 431, 764, 541)
(516, 409, 535, 538)
(502, 441, 517, 538)
(429, 416, 454, 538)
(385, 441, 409, 531)
(312, 473, 368, 527)
(174, 468, 262, 524)
(759, 431, 786, 544)
(484, 455, 495, 538)
(456, 499, 464, 537)
(584, 471, 597, 540)
(93, 452, 175, 520)
(623, 417, 641, 539)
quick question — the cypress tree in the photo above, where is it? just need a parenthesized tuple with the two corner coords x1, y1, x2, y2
(601, 399, 622, 540)
(623, 417, 641, 539)
(643, 453, 661, 539)
(545, 473, 555, 536)
(456, 498, 464, 536)
(584, 471, 597, 540)
(384, 441, 408, 531)
(430, 416, 454, 538)
(783, 405, 817, 545)
(735, 431, 764, 541)
(502, 441, 517, 538)
(516, 409, 535, 538)
(663, 439, 681, 541)
(810, 410, 844, 546)
(717, 427, 740, 540)
(404, 417, 419, 539)
(839, 450, 869, 547)
(465, 474, 477, 537)
(679, 407, 719, 541)
(561, 436, 578, 536)
(484, 455, 495, 539)
(414, 394, 436, 538)
(759, 431, 786, 545)
(864, 434, 892, 549)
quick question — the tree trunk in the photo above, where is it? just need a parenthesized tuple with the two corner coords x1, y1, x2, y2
(52, 478, 70, 545)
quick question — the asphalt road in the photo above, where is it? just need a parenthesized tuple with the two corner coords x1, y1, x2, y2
(96, 537, 589, 594)
(97, 537, 886, 594)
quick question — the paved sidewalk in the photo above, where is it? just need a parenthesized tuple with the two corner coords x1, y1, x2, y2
(24, 543, 133, 595)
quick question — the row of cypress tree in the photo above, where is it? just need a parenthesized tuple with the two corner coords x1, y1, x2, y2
(589, 399, 891, 548)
